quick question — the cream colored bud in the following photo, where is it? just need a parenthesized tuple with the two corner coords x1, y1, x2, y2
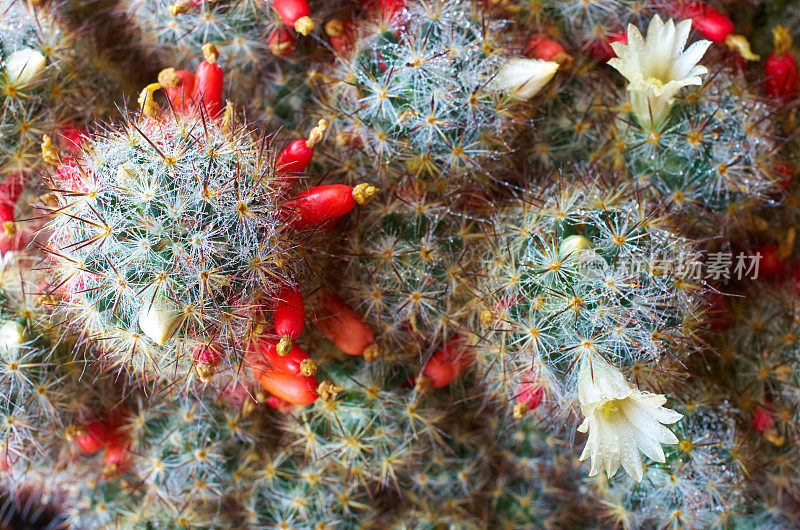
(116, 163, 140, 186)
(0, 321, 25, 352)
(491, 58, 559, 100)
(5, 48, 46, 84)
(559, 235, 593, 256)
(138, 295, 180, 345)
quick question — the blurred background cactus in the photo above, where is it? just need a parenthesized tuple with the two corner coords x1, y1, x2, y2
(1, 0, 124, 176)
(0, 0, 130, 256)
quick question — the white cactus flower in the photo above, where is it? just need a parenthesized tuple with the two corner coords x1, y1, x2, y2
(5, 48, 47, 84)
(608, 16, 711, 130)
(577, 355, 683, 482)
(491, 57, 559, 100)
(138, 294, 181, 345)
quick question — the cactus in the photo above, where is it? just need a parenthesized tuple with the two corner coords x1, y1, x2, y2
(0, 0, 799, 526)
(473, 173, 704, 482)
(15, 384, 267, 529)
(606, 14, 782, 218)
(0, 260, 62, 468)
(341, 183, 479, 345)
(0, 0, 126, 255)
(246, 63, 315, 131)
(543, 0, 656, 60)
(698, 277, 800, 524)
(318, 0, 559, 185)
(38, 48, 377, 385)
(116, 0, 320, 89)
(475, 175, 701, 411)
(620, 65, 781, 214)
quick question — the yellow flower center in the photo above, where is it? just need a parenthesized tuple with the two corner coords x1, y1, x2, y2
(602, 400, 621, 420)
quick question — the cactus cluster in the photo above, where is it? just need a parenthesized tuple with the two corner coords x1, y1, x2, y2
(590, 394, 745, 527)
(1, 0, 124, 175)
(1, 0, 800, 526)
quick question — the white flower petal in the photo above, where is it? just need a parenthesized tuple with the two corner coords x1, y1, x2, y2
(139, 294, 180, 345)
(673, 40, 713, 78)
(576, 356, 682, 482)
(616, 421, 644, 481)
(673, 19, 693, 59)
(607, 16, 711, 129)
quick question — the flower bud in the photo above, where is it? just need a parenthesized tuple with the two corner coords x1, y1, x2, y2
(490, 58, 559, 100)
(5, 48, 46, 84)
(138, 294, 180, 345)
(559, 235, 592, 256)
(0, 321, 24, 353)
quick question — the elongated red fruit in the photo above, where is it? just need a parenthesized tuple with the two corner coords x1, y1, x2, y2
(250, 337, 317, 376)
(365, 0, 405, 24)
(755, 244, 787, 278)
(274, 287, 304, 356)
(524, 35, 571, 67)
(753, 405, 774, 433)
(690, 8, 733, 43)
(73, 421, 114, 454)
(266, 394, 295, 412)
(325, 19, 355, 55)
(158, 68, 195, 112)
(269, 27, 297, 57)
(54, 158, 89, 194)
(766, 26, 799, 100)
(513, 369, 544, 418)
(423, 339, 471, 388)
(192, 43, 224, 118)
(670, 1, 732, 42)
(60, 124, 88, 154)
(103, 443, 130, 475)
(0, 173, 23, 223)
(246, 337, 319, 405)
(258, 371, 318, 405)
(285, 183, 378, 229)
(587, 31, 627, 61)
(315, 292, 377, 359)
(273, 0, 314, 35)
(517, 383, 544, 409)
(276, 120, 328, 174)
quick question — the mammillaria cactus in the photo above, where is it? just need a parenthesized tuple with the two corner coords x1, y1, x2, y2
(608, 15, 782, 216)
(474, 174, 704, 481)
(13, 385, 265, 528)
(0, 0, 126, 254)
(0, 258, 66, 469)
(38, 47, 378, 391)
(242, 351, 443, 528)
(341, 183, 479, 345)
(703, 276, 800, 524)
(319, 0, 559, 185)
(1, 0, 800, 526)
